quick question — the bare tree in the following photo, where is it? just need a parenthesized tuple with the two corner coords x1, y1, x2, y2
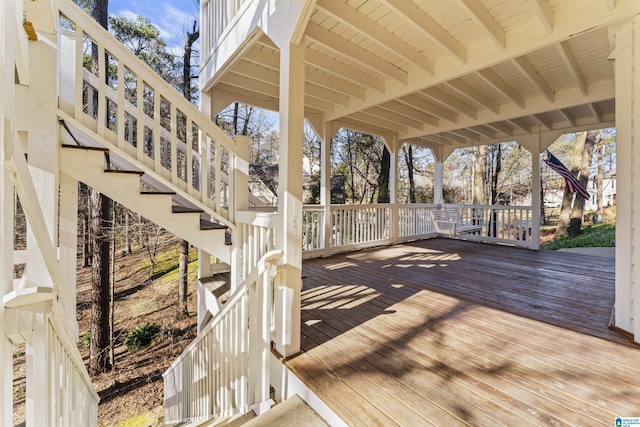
(88, 0, 112, 375)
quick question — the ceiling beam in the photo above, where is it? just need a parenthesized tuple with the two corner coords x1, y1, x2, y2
(450, 128, 482, 141)
(348, 112, 408, 133)
(305, 49, 385, 93)
(421, 87, 477, 119)
(512, 56, 554, 103)
(379, 100, 439, 126)
(305, 66, 367, 100)
(316, 0, 433, 73)
(306, 83, 349, 106)
(533, 113, 554, 130)
(364, 106, 424, 130)
(470, 125, 497, 139)
(477, 68, 525, 109)
(509, 118, 533, 133)
(305, 22, 408, 84)
(558, 41, 588, 96)
(335, 118, 396, 142)
(530, 0, 553, 32)
(587, 102, 603, 122)
(452, 0, 505, 48)
(447, 79, 500, 114)
(378, 0, 466, 62)
(398, 94, 457, 123)
(559, 108, 577, 126)
(484, 122, 514, 136)
(440, 132, 467, 144)
(420, 136, 453, 146)
(245, 46, 280, 69)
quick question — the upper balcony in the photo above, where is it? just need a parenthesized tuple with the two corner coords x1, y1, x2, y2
(197, 0, 640, 156)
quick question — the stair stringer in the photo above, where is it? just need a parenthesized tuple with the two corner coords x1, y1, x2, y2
(58, 111, 235, 230)
(60, 146, 231, 264)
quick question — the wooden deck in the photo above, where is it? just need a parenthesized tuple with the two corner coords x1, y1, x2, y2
(287, 239, 640, 426)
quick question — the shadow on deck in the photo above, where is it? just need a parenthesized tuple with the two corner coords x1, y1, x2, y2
(287, 238, 638, 426)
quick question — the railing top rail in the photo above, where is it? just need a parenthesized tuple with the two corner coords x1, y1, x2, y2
(58, 0, 236, 153)
(164, 249, 283, 375)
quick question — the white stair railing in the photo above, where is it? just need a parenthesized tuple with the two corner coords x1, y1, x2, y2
(58, 0, 236, 225)
(163, 250, 283, 424)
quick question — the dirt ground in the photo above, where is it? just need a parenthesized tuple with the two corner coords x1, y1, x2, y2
(13, 235, 199, 427)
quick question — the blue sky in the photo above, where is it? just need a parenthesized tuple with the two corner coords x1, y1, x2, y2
(109, 0, 200, 50)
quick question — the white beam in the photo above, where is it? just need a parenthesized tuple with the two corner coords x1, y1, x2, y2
(513, 56, 554, 103)
(533, 113, 553, 130)
(349, 111, 408, 133)
(421, 87, 476, 119)
(530, 0, 553, 32)
(453, 0, 505, 48)
(379, 0, 467, 62)
(587, 102, 603, 122)
(316, 0, 434, 73)
(558, 41, 588, 96)
(334, 118, 396, 142)
(559, 108, 576, 126)
(365, 106, 425, 129)
(484, 122, 514, 136)
(451, 128, 481, 141)
(305, 82, 349, 106)
(510, 117, 533, 133)
(477, 68, 525, 108)
(379, 101, 439, 127)
(470, 125, 497, 139)
(448, 79, 500, 113)
(305, 22, 408, 84)
(305, 66, 367, 100)
(398, 94, 456, 123)
(305, 49, 385, 93)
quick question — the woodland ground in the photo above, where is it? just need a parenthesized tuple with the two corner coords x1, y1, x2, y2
(11, 206, 616, 426)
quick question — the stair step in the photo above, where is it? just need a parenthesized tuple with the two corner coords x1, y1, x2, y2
(200, 218, 228, 231)
(172, 205, 204, 214)
(200, 272, 230, 300)
(242, 395, 328, 427)
(104, 168, 145, 176)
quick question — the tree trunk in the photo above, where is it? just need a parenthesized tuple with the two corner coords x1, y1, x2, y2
(377, 146, 391, 203)
(89, 189, 112, 374)
(567, 130, 599, 236)
(177, 239, 189, 318)
(124, 209, 132, 254)
(473, 145, 487, 204)
(403, 145, 416, 203)
(89, 0, 112, 375)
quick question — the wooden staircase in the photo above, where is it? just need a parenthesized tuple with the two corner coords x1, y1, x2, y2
(60, 143, 232, 263)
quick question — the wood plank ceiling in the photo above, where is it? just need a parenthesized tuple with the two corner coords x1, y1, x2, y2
(209, 0, 622, 151)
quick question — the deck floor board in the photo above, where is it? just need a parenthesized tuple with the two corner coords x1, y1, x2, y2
(287, 239, 640, 426)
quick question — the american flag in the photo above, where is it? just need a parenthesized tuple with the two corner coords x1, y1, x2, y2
(544, 150, 590, 200)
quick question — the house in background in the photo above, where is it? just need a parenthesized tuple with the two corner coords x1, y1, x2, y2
(586, 168, 617, 211)
(2, 0, 640, 425)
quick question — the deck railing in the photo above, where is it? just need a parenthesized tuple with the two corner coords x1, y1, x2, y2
(48, 306, 101, 427)
(163, 250, 283, 424)
(235, 210, 278, 283)
(58, 0, 236, 224)
(301, 203, 535, 257)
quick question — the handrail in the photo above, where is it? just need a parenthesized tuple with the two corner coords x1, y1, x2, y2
(163, 249, 283, 423)
(58, 0, 237, 225)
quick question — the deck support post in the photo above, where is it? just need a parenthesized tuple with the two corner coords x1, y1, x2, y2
(321, 121, 337, 257)
(610, 16, 640, 342)
(274, 40, 305, 357)
(431, 146, 453, 205)
(0, 1, 16, 421)
(388, 136, 399, 244)
(232, 135, 251, 291)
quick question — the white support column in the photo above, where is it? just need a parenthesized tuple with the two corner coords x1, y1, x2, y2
(529, 148, 541, 250)
(321, 121, 335, 257)
(274, 40, 305, 357)
(58, 172, 79, 336)
(610, 17, 640, 341)
(434, 161, 443, 205)
(197, 249, 213, 333)
(231, 135, 250, 291)
(1, 2, 16, 422)
(19, 31, 59, 289)
(388, 137, 399, 244)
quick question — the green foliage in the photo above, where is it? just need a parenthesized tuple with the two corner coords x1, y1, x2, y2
(541, 223, 615, 250)
(82, 330, 91, 347)
(124, 323, 161, 352)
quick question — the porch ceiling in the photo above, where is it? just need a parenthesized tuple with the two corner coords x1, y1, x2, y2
(207, 0, 635, 151)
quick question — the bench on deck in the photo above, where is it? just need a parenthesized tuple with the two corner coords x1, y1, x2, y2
(431, 208, 484, 237)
